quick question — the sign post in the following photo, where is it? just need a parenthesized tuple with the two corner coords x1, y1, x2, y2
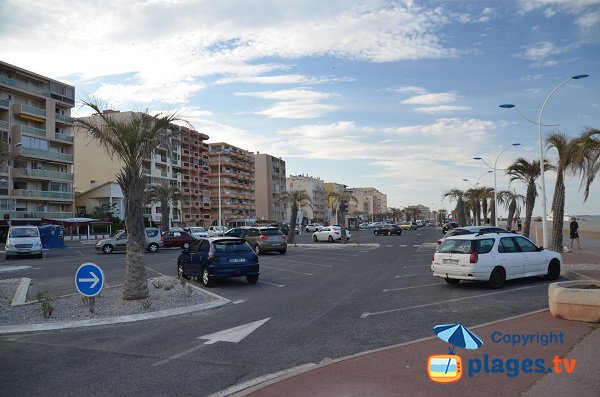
(75, 263, 104, 313)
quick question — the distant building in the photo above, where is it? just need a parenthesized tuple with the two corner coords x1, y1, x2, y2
(286, 175, 327, 223)
(254, 153, 286, 223)
(324, 182, 347, 224)
(348, 187, 388, 219)
(75, 181, 124, 220)
(179, 127, 211, 226)
(0, 60, 75, 225)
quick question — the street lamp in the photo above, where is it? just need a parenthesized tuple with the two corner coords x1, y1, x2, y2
(474, 143, 521, 227)
(463, 170, 493, 188)
(500, 74, 589, 247)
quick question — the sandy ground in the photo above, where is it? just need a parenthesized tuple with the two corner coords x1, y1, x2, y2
(560, 219, 600, 240)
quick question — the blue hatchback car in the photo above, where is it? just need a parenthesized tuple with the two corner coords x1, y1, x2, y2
(177, 237, 259, 287)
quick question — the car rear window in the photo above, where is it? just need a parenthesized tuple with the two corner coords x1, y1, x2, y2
(213, 240, 252, 253)
(260, 228, 283, 236)
(146, 229, 159, 237)
(439, 239, 472, 254)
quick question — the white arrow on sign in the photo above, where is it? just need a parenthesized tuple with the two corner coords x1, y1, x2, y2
(78, 272, 100, 289)
(198, 318, 271, 345)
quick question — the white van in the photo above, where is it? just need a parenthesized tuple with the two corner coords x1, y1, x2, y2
(5, 226, 43, 259)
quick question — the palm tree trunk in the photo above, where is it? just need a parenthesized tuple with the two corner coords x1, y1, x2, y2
(523, 184, 536, 238)
(482, 199, 489, 225)
(506, 200, 516, 231)
(161, 206, 170, 231)
(457, 199, 466, 226)
(120, 170, 149, 300)
(490, 200, 496, 226)
(288, 204, 298, 244)
(551, 172, 566, 252)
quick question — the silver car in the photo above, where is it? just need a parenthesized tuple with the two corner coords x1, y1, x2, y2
(95, 228, 163, 254)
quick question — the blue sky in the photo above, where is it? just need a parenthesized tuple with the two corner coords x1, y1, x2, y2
(2, 0, 599, 217)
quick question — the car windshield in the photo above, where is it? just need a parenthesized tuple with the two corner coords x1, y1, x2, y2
(9, 228, 39, 238)
(213, 240, 252, 253)
(189, 228, 206, 233)
(439, 239, 472, 254)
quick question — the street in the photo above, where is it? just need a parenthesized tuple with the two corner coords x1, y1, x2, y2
(0, 227, 560, 396)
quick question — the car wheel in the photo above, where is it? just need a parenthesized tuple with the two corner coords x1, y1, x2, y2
(201, 267, 213, 287)
(177, 263, 190, 280)
(254, 244, 262, 255)
(147, 243, 159, 253)
(444, 278, 460, 285)
(488, 267, 506, 289)
(102, 244, 114, 254)
(246, 275, 259, 284)
(279, 250, 286, 255)
(313, 235, 318, 242)
(546, 260, 561, 281)
(182, 242, 190, 250)
(328, 235, 334, 243)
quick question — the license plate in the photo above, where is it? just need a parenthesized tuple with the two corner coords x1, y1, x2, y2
(443, 258, 460, 265)
(229, 258, 246, 263)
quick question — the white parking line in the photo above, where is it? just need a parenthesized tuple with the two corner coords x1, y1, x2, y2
(258, 280, 286, 288)
(361, 284, 545, 318)
(399, 245, 408, 247)
(383, 282, 442, 293)
(261, 265, 313, 276)
(394, 273, 431, 278)
(263, 258, 333, 268)
(298, 254, 348, 262)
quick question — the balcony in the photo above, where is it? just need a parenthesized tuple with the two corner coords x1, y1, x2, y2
(12, 189, 73, 201)
(55, 113, 74, 125)
(0, 211, 73, 220)
(13, 124, 47, 138)
(54, 132, 74, 143)
(12, 103, 46, 120)
(0, 76, 51, 97)
(20, 147, 73, 162)
(0, 98, 9, 109)
(12, 168, 74, 181)
(0, 120, 8, 130)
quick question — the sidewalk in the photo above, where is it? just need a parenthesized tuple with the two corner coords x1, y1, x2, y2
(231, 240, 600, 397)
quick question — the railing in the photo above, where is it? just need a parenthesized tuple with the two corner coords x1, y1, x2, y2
(21, 104, 47, 117)
(13, 190, 73, 200)
(54, 132, 74, 142)
(55, 113, 74, 124)
(0, 211, 73, 219)
(0, 98, 9, 108)
(17, 168, 74, 181)
(21, 147, 73, 162)
(20, 125, 47, 137)
(0, 120, 8, 130)
(0, 76, 51, 97)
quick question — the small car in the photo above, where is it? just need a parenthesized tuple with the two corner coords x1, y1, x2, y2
(184, 227, 209, 239)
(242, 227, 287, 255)
(208, 226, 227, 236)
(442, 222, 459, 234)
(177, 237, 259, 287)
(305, 224, 323, 232)
(437, 226, 508, 246)
(431, 232, 562, 288)
(95, 228, 163, 254)
(312, 226, 352, 242)
(224, 227, 250, 238)
(5, 226, 43, 259)
(374, 224, 402, 236)
(161, 230, 194, 249)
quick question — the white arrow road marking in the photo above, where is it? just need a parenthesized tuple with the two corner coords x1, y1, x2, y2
(198, 317, 271, 345)
(153, 318, 271, 367)
(78, 272, 99, 289)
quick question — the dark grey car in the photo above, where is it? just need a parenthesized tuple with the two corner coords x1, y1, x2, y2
(242, 227, 287, 255)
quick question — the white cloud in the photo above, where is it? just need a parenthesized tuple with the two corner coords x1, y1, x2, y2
(392, 86, 428, 94)
(400, 93, 459, 105)
(414, 105, 471, 113)
(235, 88, 339, 119)
(216, 74, 355, 85)
(93, 81, 206, 105)
(518, 41, 559, 61)
(518, 0, 600, 14)
(576, 11, 600, 27)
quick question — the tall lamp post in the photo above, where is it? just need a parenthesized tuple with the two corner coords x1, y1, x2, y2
(499, 74, 589, 247)
(462, 170, 493, 188)
(474, 143, 521, 227)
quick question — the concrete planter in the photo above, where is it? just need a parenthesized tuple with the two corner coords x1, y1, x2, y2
(549, 281, 600, 323)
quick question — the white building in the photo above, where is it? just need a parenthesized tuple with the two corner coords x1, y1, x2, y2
(286, 175, 327, 223)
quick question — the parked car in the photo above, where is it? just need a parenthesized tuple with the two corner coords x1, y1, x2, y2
(241, 227, 287, 255)
(400, 221, 418, 231)
(374, 224, 402, 236)
(161, 230, 194, 249)
(184, 227, 209, 239)
(431, 232, 562, 288)
(442, 221, 459, 234)
(305, 223, 323, 232)
(177, 237, 259, 287)
(95, 228, 163, 254)
(208, 226, 227, 236)
(312, 226, 352, 242)
(5, 226, 43, 259)
(224, 227, 250, 238)
(437, 226, 508, 246)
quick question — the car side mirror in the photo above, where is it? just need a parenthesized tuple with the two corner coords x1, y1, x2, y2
(538, 246, 544, 251)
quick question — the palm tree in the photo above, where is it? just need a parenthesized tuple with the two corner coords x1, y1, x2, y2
(497, 190, 525, 231)
(144, 183, 182, 232)
(279, 190, 312, 244)
(480, 187, 494, 225)
(388, 207, 403, 224)
(327, 191, 357, 243)
(464, 188, 485, 225)
(75, 100, 182, 300)
(571, 127, 600, 201)
(506, 158, 554, 238)
(443, 189, 466, 226)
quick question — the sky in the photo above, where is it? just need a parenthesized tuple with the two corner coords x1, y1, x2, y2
(1, 0, 599, 217)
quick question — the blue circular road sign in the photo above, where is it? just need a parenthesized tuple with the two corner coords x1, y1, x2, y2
(75, 263, 104, 297)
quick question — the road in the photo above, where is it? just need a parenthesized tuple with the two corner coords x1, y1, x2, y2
(0, 227, 560, 396)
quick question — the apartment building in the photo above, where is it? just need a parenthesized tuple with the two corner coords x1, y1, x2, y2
(348, 187, 388, 219)
(179, 127, 211, 226)
(324, 182, 347, 224)
(74, 111, 182, 226)
(286, 175, 327, 223)
(208, 143, 256, 228)
(0, 61, 75, 225)
(254, 153, 287, 223)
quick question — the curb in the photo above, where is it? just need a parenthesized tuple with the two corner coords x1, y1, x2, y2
(10, 278, 31, 306)
(563, 270, 597, 281)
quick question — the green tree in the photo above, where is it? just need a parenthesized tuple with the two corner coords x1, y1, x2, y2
(497, 190, 525, 231)
(327, 190, 357, 244)
(75, 101, 183, 300)
(144, 183, 182, 232)
(443, 189, 466, 226)
(480, 187, 494, 225)
(571, 127, 600, 201)
(388, 207, 403, 224)
(279, 190, 312, 244)
(506, 158, 554, 238)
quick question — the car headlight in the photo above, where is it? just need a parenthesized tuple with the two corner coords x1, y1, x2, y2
(5, 241, 14, 250)
(33, 241, 42, 249)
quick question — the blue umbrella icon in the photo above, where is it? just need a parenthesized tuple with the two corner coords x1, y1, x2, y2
(433, 323, 483, 354)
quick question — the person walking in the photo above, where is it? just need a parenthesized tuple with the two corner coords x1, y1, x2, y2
(517, 217, 522, 231)
(569, 217, 581, 250)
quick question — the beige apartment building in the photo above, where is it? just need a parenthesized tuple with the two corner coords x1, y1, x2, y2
(208, 143, 256, 228)
(74, 111, 182, 226)
(180, 127, 211, 226)
(254, 153, 286, 223)
(348, 187, 388, 219)
(0, 61, 75, 225)
(324, 182, 347, 224)
(286, 175, 327, 223)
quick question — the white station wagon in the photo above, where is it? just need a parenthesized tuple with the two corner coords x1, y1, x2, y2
(431, 231, 562, 288)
